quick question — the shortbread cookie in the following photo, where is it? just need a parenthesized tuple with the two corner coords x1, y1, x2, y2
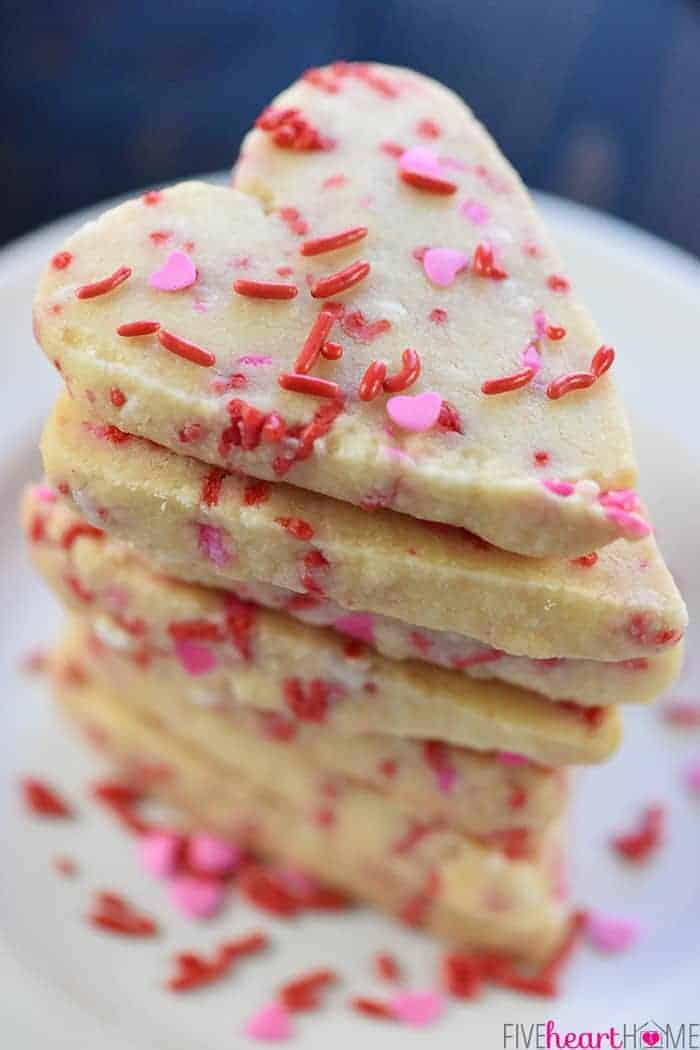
(41, 395, 687, 661)
(35, 67, 647, 556)
(57, 619, 566, 841)
(57, 602, 620, 766)
(23, 485, 682, 705)
(53, 657, 570, 962)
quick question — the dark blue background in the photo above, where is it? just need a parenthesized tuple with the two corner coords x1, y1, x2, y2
(2, 1, 699, 254)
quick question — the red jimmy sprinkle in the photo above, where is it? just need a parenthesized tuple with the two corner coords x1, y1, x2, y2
(400, 170, 457, 195)
(301, 226, 368, 256)
(88, 891, 158, 937)
(117, 320, 161, 337)
(275, 516, 314, 541)
(255, 106, 334, 151)
(546, 371, 596, 400)
(383, 349, 421, 393)
(20, 777, 72, 818)
(310, 260, 370, 299)
(482, 367, 535, 396)
(359, 361, 387, 401)
(278, 373, 340, 399)
(611, 803, 666, 863)
(157, 328, 215, 367)
(294, 308, 337, 374)
(76, 266, 132, 300)
(279, 968, 338, 1012)
(233, 279, 298, 300)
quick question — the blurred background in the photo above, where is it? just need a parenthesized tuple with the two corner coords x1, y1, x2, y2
(1, 0, 698, 254)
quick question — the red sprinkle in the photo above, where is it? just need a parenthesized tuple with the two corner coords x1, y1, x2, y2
(374, 952, 401, 982)
(572, 552, 598, 568)
(310, 260, 370, 299)
(238, 865, 299, 917)
(117, 320, 161, 337)
(382, 348, 421, 393)
(321, 340, 343, 360)
(341, 309, 392, 344)
(233, 279, 298, 300)
(52, 250, 73, 270)
(60, 521, 104, 549)
(533, 450, 550, 466)
(110, 387, 127, 407)
(167, 932, 267, 992)
(437, 400, 463, 433)
(611, 803, 666, 863)
(276, 516, 314, 541)
(294, 308, 337, 374)
(591, 345, 615, 378)
(400, 170, 456, 195)
(441, 952, 483, 999)
(278, 373, 340, 399)
(279, 968, 337, 1012)
(256, 106, 333, 151)
(53, 855, 78, 877)
(21, 777, 72, 818)
(91, 779, 150, 835)
(76, 266, 132, 300)
(244, 479, 270, 506)
(472, 242, 508, 280)
(482, 367, 535, 396)
(359, 360, 387, 401)
(546, 325, 566, 341)
(429, 307, 448, 325)
(279, 206, 309, 237)
(283, 678, 329, 723)
(201, 468, 226, 508)
(88, 891, 158, 937)
(546, 371, 596, 400)
(547, 274, 570, 292)
(301, 226, 368, 257)
(157, 328, 215, 367)
(417, 118, 441, 138)
(143, 190, 162, 205)
(350, 996, 395, 1019)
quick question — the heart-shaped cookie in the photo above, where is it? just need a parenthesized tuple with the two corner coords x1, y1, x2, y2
(35, 63, 645, 556)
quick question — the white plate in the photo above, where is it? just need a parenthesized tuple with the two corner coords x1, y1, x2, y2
(0, 186, 698, 1049)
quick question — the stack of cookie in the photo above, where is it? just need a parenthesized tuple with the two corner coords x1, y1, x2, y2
(24, 64, 686, 967)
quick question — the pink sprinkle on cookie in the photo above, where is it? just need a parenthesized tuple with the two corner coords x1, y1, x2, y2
(333, 612, 375, 644)
(174, 639, 217, 676)
(245, 1002, 293, 1041)
(35, 484, 57, 503)
(460, 199, 490, 225)
(187, 833, 243, 875)
(398, 146, 443, 178)
(498, 751, 528, 766)
(387, 390, 442, 432)
(521, 343, 541, 374)
(543, 479, 575, 497)
(586, 912, 641, 953)
(422, 248, 469, 288)
(197, 524, 232, 567)
(138, 829, 184, 878)
(390, 991, 444, 1027)
(238, 354, 274, 366)
(604, 507, 652, 539)
(148, 250, 197, 291)
(169, 874, 226, 919)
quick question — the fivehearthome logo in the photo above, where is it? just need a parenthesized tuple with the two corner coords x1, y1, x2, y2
(503, 1019, 700, 1049)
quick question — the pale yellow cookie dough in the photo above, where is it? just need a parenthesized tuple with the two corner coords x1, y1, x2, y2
(35, 66, 646, 557)
(23, 483, 682, 707)
(55, 618, 566, 842)
(52, 646, 569, 962)
(41, 395, 687, 661)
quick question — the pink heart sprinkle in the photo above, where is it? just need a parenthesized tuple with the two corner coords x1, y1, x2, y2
(35, 484, 57, 503)
(543, 479, 575, 497)
(604, 507, 652, 539)
(533, 309, 548, 337)
(168, 874, 226, 918)
(422, 248, 469, 288)
(460, 199, 490, 225)
(197, 524, 232, 567)
(148, 250, 197, 291)
(174, 639, 217, 676)
(333, 612, 375, 645)
(586, 911, 641, 953)
(390, 991, 444, 1027)
(436, 766, 457, 795)
(387, 390, 442, 433)
(138, 829, 184, 878)
(245, 1003, 293, 1042)
(399, 146, 443, 178)
(642, 1033, 661, 1047)
(187, 833, 243, 875)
